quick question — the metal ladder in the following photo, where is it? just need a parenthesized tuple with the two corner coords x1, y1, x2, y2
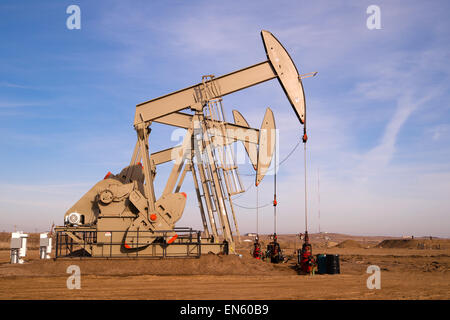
(200, 75, 243, 242)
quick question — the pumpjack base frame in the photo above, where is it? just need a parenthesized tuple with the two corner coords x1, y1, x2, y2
(54, 226, 227, 259)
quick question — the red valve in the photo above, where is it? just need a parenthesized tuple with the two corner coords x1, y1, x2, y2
(302, 133, 308, 143)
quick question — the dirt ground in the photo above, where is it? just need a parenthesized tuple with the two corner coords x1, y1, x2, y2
(0, 233, 449, 300)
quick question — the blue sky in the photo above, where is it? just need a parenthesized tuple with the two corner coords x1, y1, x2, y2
(0, 0, 449, 237)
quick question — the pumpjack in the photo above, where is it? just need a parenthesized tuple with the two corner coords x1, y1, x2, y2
(54, 30, 312, 258)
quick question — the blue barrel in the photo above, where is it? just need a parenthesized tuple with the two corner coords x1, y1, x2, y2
(316, 254, 327, 274)
(326, 254, 340, 274)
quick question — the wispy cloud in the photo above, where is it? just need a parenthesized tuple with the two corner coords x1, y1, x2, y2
(0, 81, 30, 89)
(0, 100, 47, 108)
(356, 89, 441, 180)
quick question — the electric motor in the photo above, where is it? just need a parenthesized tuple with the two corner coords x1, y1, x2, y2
(65, 212, 82, 226)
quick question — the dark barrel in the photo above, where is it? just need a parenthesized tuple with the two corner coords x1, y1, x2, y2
(316, 254, 327, 274)
(326, 254, 340, 274)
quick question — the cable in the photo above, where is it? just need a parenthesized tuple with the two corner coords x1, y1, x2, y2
(317, 167, 321, 234)
(233, 131, 302, 211)
(256, 185, 259, 234)
(304, 142, 308, 233)
(273, 135, 277, 235)
(233, 201, 272, 210)
(303, 128, 308, 233)
(239, 137, 302, 176)
(279, 139, 302, 166)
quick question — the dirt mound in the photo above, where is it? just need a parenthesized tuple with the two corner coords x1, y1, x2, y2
(336, 240, 362, 248)
(377, 239, 419, 248)
(0, 253, 296, 278)
(327, 241, 338, 248)
(376, 239, 449, 249)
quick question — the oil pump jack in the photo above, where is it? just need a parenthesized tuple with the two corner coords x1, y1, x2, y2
(54, 30, 313, 258)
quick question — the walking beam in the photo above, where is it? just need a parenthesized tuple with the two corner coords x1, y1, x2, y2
(134, 30, 306, 126)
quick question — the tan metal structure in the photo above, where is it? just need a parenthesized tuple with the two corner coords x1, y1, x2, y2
(55, 30, 310, 258)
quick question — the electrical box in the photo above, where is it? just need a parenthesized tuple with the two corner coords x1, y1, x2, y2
(10, 231, 28, 263)
(40, 237, 49, 247)
(10, 238, 21, 249)
(39, 232, 52, 259)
